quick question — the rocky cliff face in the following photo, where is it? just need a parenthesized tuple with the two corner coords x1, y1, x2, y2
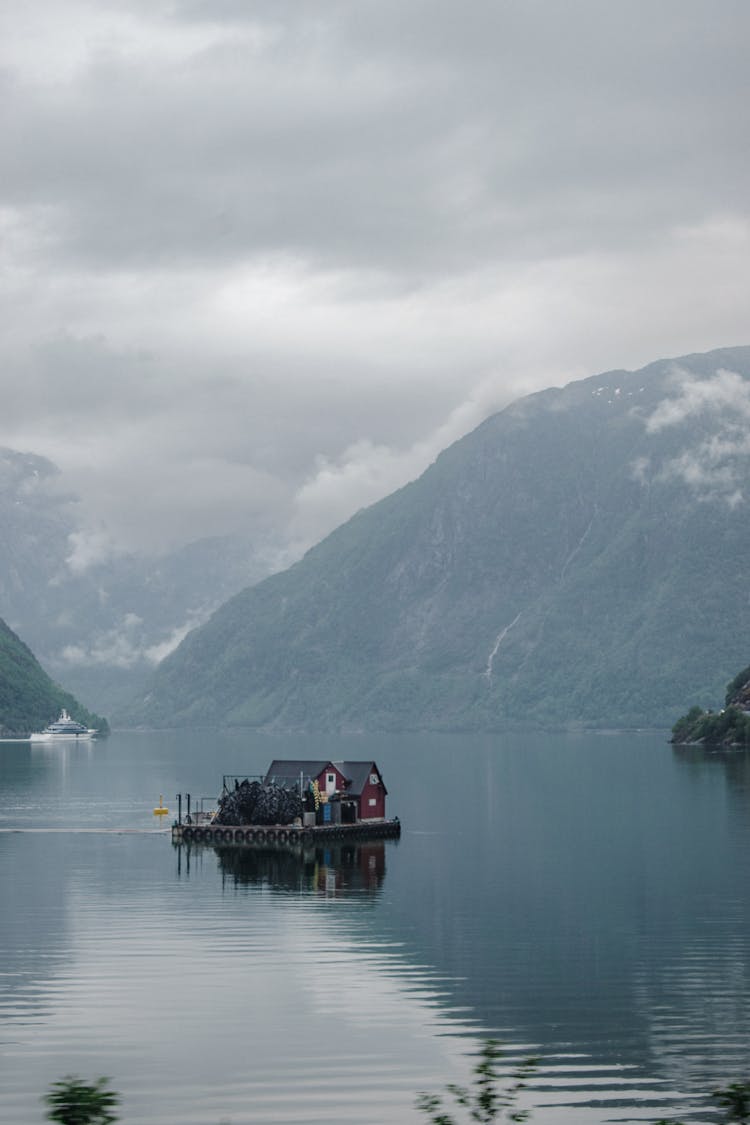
(726, 668, 750, 711)
(135, 345, 750, 732)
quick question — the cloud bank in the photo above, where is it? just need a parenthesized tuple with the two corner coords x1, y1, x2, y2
(61, 610, 208, 668)
(645, 369, 750, 506)
(0, 1, 748, 557)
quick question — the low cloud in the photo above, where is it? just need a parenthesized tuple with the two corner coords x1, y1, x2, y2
(644, 368, 750, 506)
(143, 621, 201, 664)
(60, 610, 208, 668)
(646, 368, 750, 432)
(658, 436, 750, 507)
(66, 528, 125, 573)
(285, 374, 512, 552)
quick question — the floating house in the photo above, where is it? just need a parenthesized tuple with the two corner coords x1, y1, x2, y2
(173, 759, 398, 846)
(264, 759, 388, 822)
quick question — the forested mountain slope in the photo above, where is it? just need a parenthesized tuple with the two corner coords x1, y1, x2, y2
(0, 618, 107, 736)
(134, 346, 750, 731)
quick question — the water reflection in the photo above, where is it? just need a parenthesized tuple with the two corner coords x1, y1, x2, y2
(5, 730, 750, 1124)
(179, 838, 389, 897)
(672, 744, 750, 815)
(0, 833, 479, 1125)
(0, 742, 49, 809)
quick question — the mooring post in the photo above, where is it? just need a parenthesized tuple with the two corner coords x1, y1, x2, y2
(176, 793, 182, 826)
(186, 793, 191, 822)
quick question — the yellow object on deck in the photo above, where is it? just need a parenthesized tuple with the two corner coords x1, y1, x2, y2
(153, 795, 169, 816)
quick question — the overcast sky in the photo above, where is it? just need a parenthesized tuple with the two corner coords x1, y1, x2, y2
(1, 0, 748, 566)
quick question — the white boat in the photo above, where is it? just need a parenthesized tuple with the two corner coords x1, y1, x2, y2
(30, 709, 97, 742)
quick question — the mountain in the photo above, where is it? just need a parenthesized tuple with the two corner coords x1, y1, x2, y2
(135, 345, 750, 732)
(0, 449, 278, 716)
(0, 618, 107, 736)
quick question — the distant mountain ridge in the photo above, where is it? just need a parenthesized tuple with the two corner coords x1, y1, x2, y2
(0, 618, 107, 736)
(134, 345, 750, 732)
(0, 449, 279, 715)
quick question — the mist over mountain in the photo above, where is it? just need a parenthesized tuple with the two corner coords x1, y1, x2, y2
(0, 450, 278, 715)
(134, 346, 750, 733)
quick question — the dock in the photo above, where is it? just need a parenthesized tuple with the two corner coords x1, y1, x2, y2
(172, 819, 400, 846)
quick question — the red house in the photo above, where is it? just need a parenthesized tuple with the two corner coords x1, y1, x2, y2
(264, 759, 388, 822)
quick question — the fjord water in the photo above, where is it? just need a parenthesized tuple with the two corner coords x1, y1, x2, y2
(1, 732, 749, 1124)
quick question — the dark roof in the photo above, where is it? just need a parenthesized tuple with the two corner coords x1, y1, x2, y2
(333, 761, 388, 797)
(263, 760, 332, 787)
(262, 759, 387, 796)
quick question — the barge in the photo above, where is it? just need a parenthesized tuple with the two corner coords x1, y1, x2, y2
(172, 757, 401, 848)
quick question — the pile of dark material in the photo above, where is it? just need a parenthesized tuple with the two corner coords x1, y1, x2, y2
(213, 779, 303, 826)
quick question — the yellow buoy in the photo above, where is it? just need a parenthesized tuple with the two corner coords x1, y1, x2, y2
(153, 795, 169, 817)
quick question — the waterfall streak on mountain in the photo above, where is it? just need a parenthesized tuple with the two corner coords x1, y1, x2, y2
(483, 613, 522, 682)
(559, 512, 596, 584)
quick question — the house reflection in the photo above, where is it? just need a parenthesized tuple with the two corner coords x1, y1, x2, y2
(207, 839, 389, 897)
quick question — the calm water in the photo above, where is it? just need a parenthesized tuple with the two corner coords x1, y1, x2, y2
(1, 730, 749, 1124)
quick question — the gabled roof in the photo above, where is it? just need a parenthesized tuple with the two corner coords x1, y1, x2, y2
(262, 759, 387, 796)
(263, 760, 332, 787)
(333, 761, 388, 797)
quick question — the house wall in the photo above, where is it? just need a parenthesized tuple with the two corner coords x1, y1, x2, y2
(314, 765, 348, 797)
(358, 773, 386, 820)
(312, 763, 387, 821)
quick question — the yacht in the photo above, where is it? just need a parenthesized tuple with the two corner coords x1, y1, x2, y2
(30, 709, 97, 741)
